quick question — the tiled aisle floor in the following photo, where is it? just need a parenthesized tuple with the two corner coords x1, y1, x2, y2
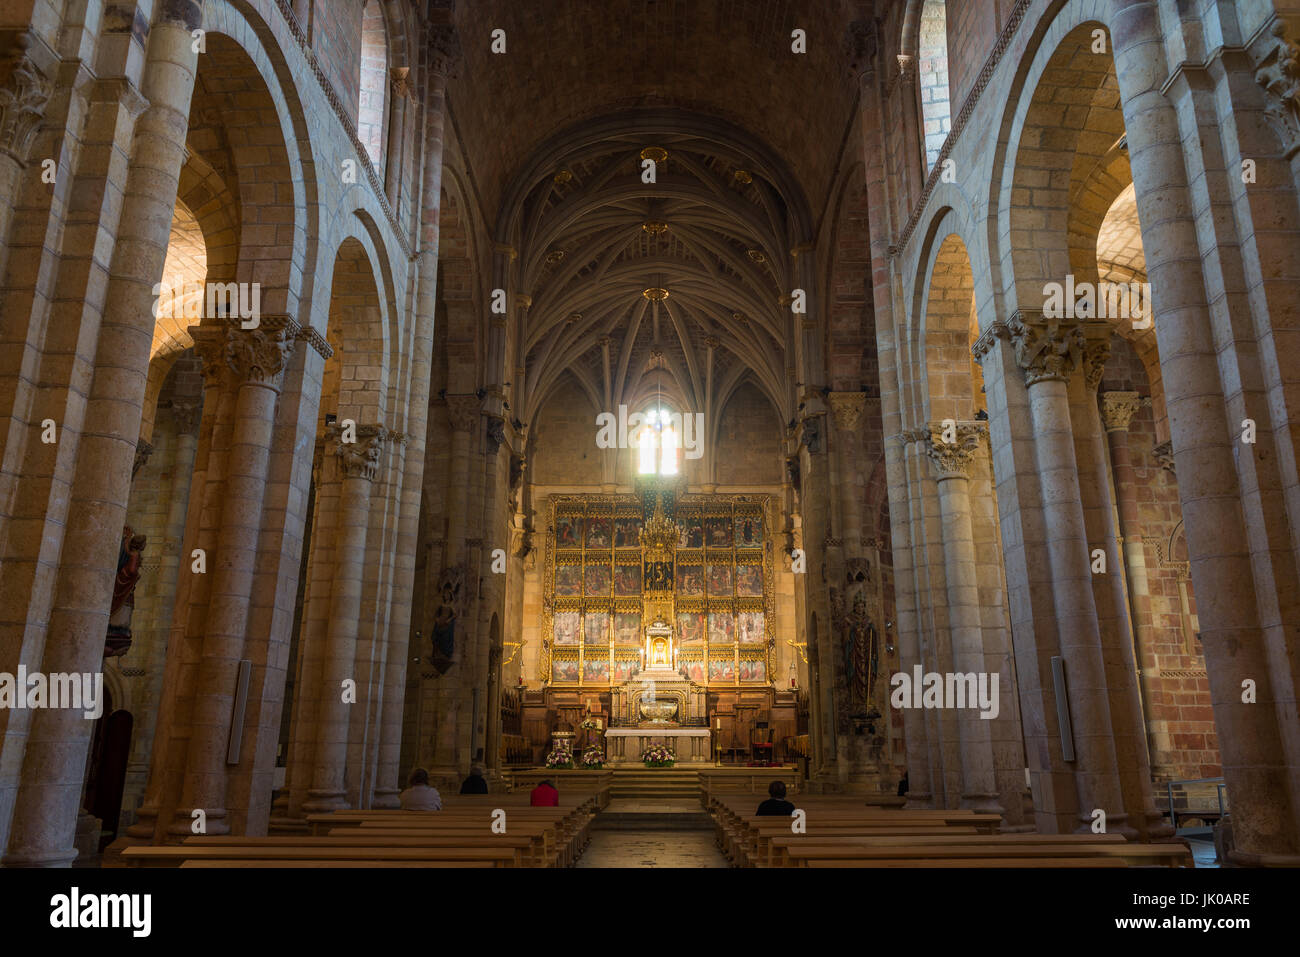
(574, 830, 729, 868)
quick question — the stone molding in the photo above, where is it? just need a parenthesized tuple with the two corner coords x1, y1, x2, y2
(1083, 323, 1112, 392)
(1100, 391, 1142, 432)
(296, 325, 334, 360)
(132, 439, 154, 478)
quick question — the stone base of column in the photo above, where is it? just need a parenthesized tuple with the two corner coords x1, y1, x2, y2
(959, 791, 1006, 817)
(1073, 812, 1137, 840)
(1225, 848, 1300, 867)
(267, 814, 311, 835)
(903, 790, 936, 810)
(371, 787, 401, 809)
(166, 807, 230, 840)
(301, 791, 347, 814)
(1, 844, 80, 868)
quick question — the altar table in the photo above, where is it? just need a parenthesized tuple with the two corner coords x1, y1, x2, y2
(604, 727, 712, 764)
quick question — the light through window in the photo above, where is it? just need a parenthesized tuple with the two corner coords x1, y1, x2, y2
(636, 408, 679, 475)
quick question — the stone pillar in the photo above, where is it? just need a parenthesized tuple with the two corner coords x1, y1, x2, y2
(0, 7, 202, 866)
(1111, 0, 1300, 862)
(1100, 391, 1170, 775)
(171, 318, 297, 838)
(1006, 310, 1129, 835)
(829, 393, 867, 556)
(304, 425, 384, 812)
(923, 422, 1003, 816)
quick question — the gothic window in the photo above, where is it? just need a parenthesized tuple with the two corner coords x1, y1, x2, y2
(636, 407, 679, 476)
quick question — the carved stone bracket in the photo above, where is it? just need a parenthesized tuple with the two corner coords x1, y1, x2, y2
(330, 423, 385, 482)
(922, 421, 987, 481)
(1256, 20, 1300, 158)
(132, 439, 154, 478)
(1082, 322, 1112, 392)
(1100, 391, 1142, 432)
(845, 20, 878, 82)
(0, 34, 52, 165)
(1152, 440, 1176, 476)
(1006, 310, 1084, 386)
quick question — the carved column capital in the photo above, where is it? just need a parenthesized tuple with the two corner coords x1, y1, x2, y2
(845, 20, 878, 84)
(1006, 310, 1084, 386)
(224, 316, 300, 390)
(1256, 20, 1300, 158)
(190, 326, 228, 390)
(428, 23, 463, 80)
(171, 400, 202, 434)
(390, 67, 413, 99)
(896, 54, 916, 82)
(445, 394, 481, 432)
(828, 391, 867, 432)
(329, 423, 386, 482)
(923, 422, 987, 481)
(1100, 391, 1142, 432)
(0, 35, 52, 165)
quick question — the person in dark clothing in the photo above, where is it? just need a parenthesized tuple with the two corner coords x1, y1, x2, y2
(460, 764, 489, 794)
(897, 770, 909, 797)
(530, 779, 559, 807)
(755, 780, 796, 816)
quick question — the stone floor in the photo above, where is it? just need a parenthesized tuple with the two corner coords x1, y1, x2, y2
(575, 830, 729, 867)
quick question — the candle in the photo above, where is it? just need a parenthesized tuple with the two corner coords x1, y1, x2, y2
(716, 717, 720, 730)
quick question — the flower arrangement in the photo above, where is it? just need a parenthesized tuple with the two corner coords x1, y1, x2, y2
(544, 743, 574, 769)
(580, 744, 605, 769)
(641, 743, 676, 768)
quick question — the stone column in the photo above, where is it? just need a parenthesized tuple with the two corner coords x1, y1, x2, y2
(304, 425, 384, 812)
(1111, 0, 1300, 862)
(0, 7, 202, 865)
(1099, 391, 1170, 774)
(923, 422, 1003, 816)
(171, 318, 297, 838)
(1006, 310, 1129, 834)
(829, 393, 867, 555)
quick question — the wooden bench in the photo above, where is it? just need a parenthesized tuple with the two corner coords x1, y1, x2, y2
(122, 845, 521, 868)
(782, 842, 1192, 867)
(180, 860, 500, 868)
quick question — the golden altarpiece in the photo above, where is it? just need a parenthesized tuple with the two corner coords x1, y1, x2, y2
(534, 473, 781, 763)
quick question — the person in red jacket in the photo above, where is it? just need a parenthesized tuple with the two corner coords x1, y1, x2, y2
(530, 778, 559, 806)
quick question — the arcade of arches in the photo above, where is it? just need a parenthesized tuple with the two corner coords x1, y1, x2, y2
(0, 0, 1298, 868)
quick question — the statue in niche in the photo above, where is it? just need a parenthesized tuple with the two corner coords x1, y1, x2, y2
(106, 526, 146, 658)
(430, 563, 467, 675)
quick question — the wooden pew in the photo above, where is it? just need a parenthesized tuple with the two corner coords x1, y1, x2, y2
(782, 842, 1192, 868)
(180, 834, 539, 868)
(180, 860, 500, 869)
(122, 845, 521, 868)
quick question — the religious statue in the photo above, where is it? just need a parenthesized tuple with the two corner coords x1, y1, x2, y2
(106, 526, 146, 658)
(430, 563, 467, 675)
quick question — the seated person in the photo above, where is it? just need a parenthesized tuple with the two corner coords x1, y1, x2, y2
(399, 768, 442, 810)
(755, 780, 795, 816)
(460, 764, 489, 794)
(530, 778, 559, 807)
